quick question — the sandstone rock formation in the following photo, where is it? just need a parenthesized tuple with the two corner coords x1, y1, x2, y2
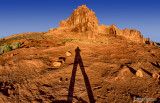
(59, 5, 99, 32)
(115, 28, 144, 43)
(98, 24, 116, 36)
(46, 5, 155, 44)
(46, 5, 100, 39)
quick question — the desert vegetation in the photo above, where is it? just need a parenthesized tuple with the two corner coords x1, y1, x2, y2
(1, 44, 12, 53)
(0, 41, 21, 55)
(11, 42, 21, 49)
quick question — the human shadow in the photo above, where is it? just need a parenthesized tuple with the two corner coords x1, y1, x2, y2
(67, 47, 95, 103)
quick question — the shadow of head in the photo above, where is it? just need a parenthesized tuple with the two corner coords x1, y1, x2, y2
(75, 47, 81, 53)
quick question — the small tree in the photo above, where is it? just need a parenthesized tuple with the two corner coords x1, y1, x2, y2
(1, 44, 12, 53)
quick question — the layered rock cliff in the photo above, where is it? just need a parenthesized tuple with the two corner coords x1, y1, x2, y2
(59, 5, 99, 33)
(46, 5, 155, 44)
(116, 28, 144, 42)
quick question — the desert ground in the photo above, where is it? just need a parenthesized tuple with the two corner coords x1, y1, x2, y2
(0, 33, 160, 103)
(0, 5, 160, 103)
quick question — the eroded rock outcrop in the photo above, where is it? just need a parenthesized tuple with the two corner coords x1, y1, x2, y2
(46, 5, 100, 38)
(59, 5, 99, 32)
(98, 24, 116, 36)
(115, 28, 144, 42)
(46, 5, 155, 44)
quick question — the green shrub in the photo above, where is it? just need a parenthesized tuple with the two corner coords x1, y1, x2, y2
(52, 44, 56, 47)
(1, 44, 12, 53)
(21, 41, 24, 44)
(0, 47, 2, 54)
(62, 41, 66, 45)
(29, 45, 33, 47)
(60, 39, 74, 42)
(11, 42, 21, 49)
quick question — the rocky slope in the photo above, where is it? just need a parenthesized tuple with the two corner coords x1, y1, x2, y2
(0, 5, 160, 103)
(0, 41, 160, 103)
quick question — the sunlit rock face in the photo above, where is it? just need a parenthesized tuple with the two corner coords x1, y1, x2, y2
(46, 5, 155, 44)
(116, 28, 144, 42)
(59, 5, 99, 33)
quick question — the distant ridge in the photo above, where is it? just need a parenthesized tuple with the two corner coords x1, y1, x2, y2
(1, 32, 46, 40)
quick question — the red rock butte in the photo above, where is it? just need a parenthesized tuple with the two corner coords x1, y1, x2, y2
(46, 5, 155, 45)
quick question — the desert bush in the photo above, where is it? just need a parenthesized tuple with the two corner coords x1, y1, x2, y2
(0, 47, 2, 54)
(29, 45, 33, 47)
(11, 42, 21, 49)
(40, 36, 45, 40)
(21, 41, 24, 44)
(52, 44, 56, 47)
(62, 41, 66, 45)
(1, 44, 12, 53)
(60, 39, 74, 42)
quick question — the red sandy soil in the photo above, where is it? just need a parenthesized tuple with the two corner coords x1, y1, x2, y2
(0, 37, 160, 102)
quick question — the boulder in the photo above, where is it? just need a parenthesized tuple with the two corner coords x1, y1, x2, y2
(10, 53, 14, 56)
(53, 62, 62, 67)
(152, 72, 160, 80)
(65, 51, 72, 57)
(136, 69, 143, 77)
(136, 69, 151, 78)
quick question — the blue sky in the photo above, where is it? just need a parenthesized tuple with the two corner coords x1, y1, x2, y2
(0, 0, 160, 42)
